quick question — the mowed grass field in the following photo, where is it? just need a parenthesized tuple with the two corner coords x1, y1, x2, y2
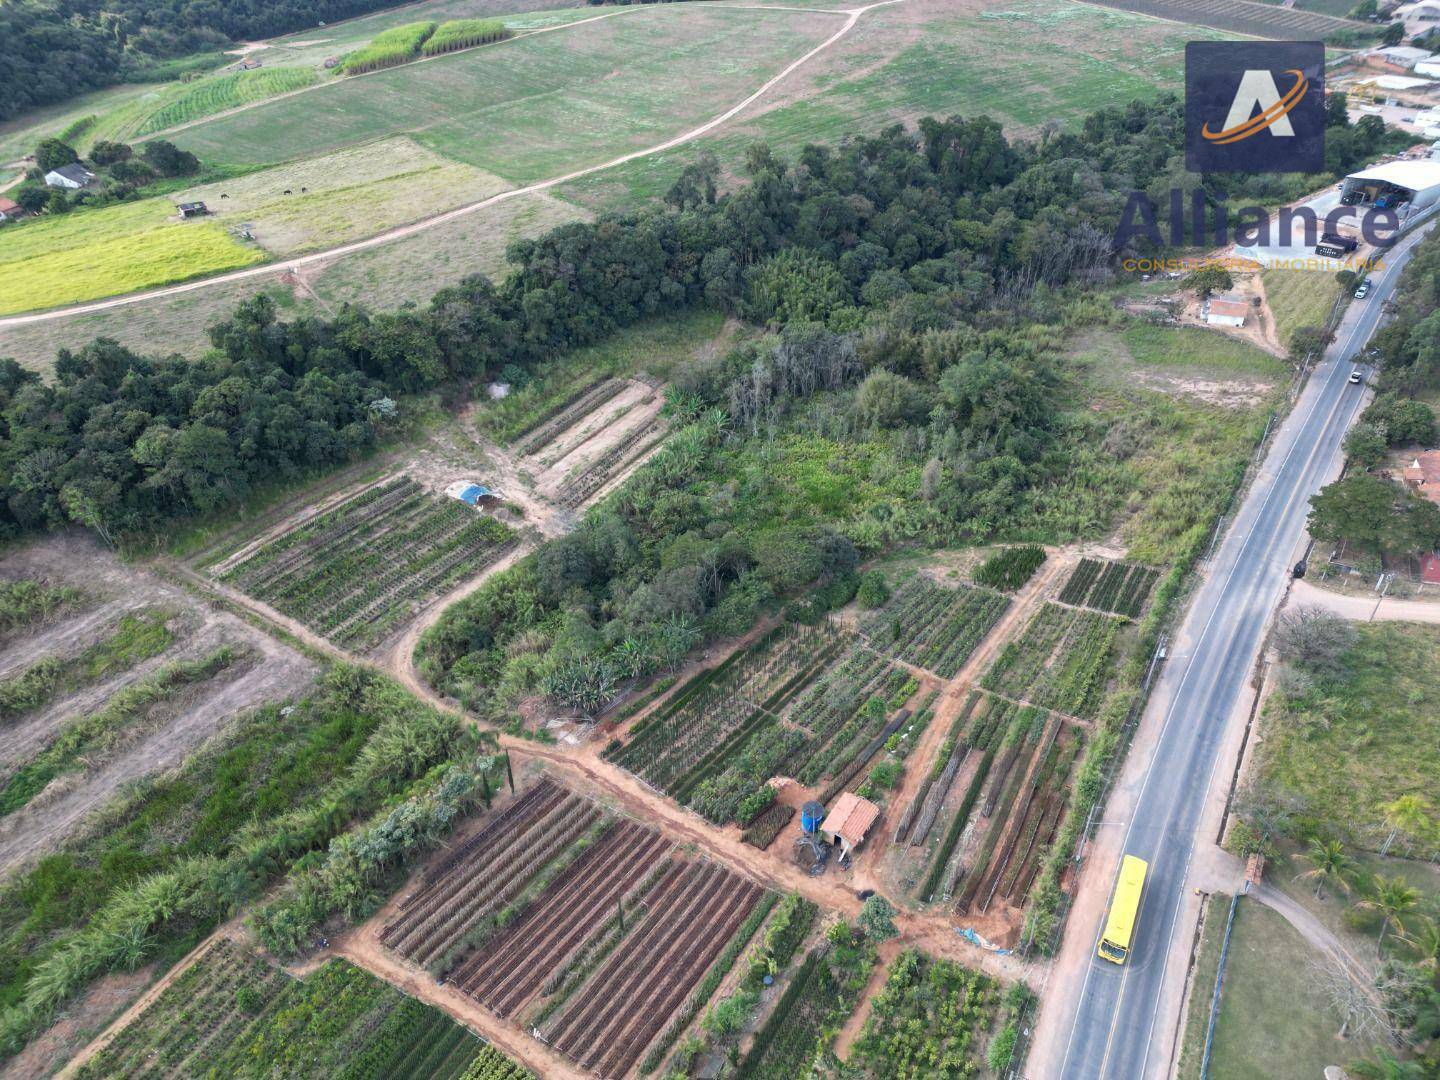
(177, 136, 511, 255)
(0, 200, 263, 316)
(1179, 897, 1377, 1080)
(169, 5, 843, 181)
(563, 0, 1225, 208)
(308, 188, 588, 308)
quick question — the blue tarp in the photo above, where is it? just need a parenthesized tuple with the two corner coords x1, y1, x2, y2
(456, 484, 490, 506)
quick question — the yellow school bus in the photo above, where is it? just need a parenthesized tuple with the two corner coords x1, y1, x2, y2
(1097, 854, 1148, 964)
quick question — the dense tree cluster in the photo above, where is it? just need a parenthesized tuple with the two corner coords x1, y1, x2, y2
(1, 0, 410, 116)
(1, 106, 1199, 543)
(10, 138, 198, 218)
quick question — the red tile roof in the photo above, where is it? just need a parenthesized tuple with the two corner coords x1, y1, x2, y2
(1422, 553, 1440, 584)
(1405, 450, 1440, 504)
(821, 793, 880, 847)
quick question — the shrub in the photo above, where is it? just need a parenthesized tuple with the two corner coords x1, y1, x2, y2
(736, 785, 776, 825)
(856, 570, 890, 608)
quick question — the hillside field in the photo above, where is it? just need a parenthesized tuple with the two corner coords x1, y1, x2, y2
(0, 199, 263, 316)
(169, 6, 843, 180)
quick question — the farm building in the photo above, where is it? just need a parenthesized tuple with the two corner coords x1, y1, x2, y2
(178, 201, 209, 218)
(0, 197, 23, 222)
(1203, 295, 1248, 327)
(1368, 44, 1434, 72)
(818, 793, 880, 857)
(44, 163, 94, 189)
(445, 480, 499, 507)
(1342, 160, 1440, 213)
(1404, 450, 1440, 503)
(1397, 0, 1440, 37)
(1418, 58, 1440, 78)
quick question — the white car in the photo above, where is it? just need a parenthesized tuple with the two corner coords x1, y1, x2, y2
(1349, 370, 1364, 385)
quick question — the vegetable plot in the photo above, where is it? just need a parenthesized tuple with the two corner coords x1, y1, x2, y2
(981, 602, 1123, 720)
(607, 620, 918, 823)
(77, 939, 486, 1079)
(848, 949, 1001, 1079)
(1057, 557, 1159, 617)
(216, 476, 516, 648)
(859, 576, 1009, 678)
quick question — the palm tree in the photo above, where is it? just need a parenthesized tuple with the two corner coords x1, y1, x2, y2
(1356, 875, 1421, 947)
(1380, 795, 1433, 856)
(1399, 914, 1440, 971)
(1295, 837, 1354, 900)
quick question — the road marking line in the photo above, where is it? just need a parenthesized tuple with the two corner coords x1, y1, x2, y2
(1064, 219, 1433, 1078)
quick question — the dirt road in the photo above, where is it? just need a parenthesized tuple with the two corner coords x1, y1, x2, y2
(0, 0, 902, 330)
(1287, 577, 1440, 624)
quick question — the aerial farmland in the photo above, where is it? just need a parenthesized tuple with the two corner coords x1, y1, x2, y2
(1, 0, 1433, 1075)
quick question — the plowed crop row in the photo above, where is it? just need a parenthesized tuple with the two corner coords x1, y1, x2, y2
(382, 780, 600, 968)
(453, 819, 671, 1016)
(545, 860, 763, 1078)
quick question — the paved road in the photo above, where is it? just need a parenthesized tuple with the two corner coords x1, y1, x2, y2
(1055, 218, 1434, 1079)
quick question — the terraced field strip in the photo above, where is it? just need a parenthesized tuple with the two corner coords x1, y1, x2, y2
(382, 778, 608, 967)
(453, 819, 672, 1017)
(1084, 0, 1370, 36)
(217, 475, 516, 648)
(545, 860, 764, 1078)
(555, 414, 669, 509)
(980, 601, 1123, 721)
(513, 377, 629, 456)
(607, 619, 844, 793)
(76, 938, 484, 1079)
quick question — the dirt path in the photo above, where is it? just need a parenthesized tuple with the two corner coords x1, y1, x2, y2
(381, 544, 532, 678)
(0, 0, 902, 330)
(1248, 881, 1382, 1002)
(1287, 577, 1440, 624)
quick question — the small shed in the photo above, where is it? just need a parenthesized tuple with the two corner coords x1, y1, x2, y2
(1404, 450, 1440, 503)
(1204, 295, 1249, 328)
(178, 201, 209, 218)
(0, 197, 22, 222)
(818, 793, 880, 857)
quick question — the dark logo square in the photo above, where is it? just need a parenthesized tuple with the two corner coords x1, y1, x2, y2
(1186, 40, 1325, 173)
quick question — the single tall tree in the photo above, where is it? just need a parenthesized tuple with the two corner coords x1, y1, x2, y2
(1357, 876, 1421, 947)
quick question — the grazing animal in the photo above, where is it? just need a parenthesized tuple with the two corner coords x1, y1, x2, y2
(220, 193, 229, 199)
(284, 188, 292, 194)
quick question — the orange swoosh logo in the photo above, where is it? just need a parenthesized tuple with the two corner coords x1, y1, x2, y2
(1202, 69, 1309, 144)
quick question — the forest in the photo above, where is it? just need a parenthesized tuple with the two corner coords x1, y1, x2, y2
(0, 0, 405, 116)
(0, 97, 1327, 545)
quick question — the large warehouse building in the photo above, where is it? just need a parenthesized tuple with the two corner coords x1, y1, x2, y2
(1340, 160, 1440, 214)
